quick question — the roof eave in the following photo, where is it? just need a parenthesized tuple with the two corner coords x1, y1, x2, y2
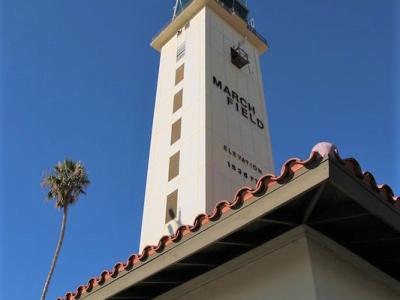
(75, 157, 330, 299)
(60, 144, 400, 300)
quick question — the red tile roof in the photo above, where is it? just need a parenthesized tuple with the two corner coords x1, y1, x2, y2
(58, 142, 399, 300)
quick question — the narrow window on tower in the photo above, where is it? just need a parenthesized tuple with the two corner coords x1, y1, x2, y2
(176, 43, 185, 61)
(175, 64, 185, 85)
(165, 190, 178, 223)
(170, 118, 182, 145)
(173, 89, 183, 113)
(168, 151, 180, 181)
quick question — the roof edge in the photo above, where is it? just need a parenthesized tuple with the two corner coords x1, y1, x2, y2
(58, 142, 399, 300)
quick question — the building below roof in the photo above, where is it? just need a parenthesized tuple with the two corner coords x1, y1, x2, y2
(59, 142, 400, 300)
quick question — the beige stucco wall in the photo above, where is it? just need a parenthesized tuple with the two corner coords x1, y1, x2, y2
(156, 234, 317, 300)
(309, 236, 400, 300)
(155, 227, 400, 300)
(140, 3, 273, 250)
(140, 8, 208, 250)
(205, 6, 274, 212)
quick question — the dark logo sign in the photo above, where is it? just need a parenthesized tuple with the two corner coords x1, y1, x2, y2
(213, 76, 265, 130)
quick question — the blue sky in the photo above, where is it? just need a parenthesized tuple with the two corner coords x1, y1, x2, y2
(1, 0, 398, 299)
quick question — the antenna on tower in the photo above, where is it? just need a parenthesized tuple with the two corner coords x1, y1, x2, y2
(249, 17, 256, 29)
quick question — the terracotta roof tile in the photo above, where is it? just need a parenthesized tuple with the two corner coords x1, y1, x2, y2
(58, 142, 399, 300)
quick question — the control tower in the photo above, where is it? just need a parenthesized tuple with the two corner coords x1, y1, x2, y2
(140, 0, 273, 249)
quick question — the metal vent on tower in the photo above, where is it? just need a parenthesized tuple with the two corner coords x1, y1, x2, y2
(230, 46, 249, 69)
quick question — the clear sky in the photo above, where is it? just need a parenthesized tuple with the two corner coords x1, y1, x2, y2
(1, 0, 398, 299)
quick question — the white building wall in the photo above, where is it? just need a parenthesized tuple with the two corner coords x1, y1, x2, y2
(309, 237, 400, 300)
(178, 8, 207, 228)
(140, 4, 273, 249)
(140, 26, 178, 247)
(155, 227, 400, 300)
(140, 8, 208, 249)
(205, 7, 273, 211)
(156, 235, 317, 300)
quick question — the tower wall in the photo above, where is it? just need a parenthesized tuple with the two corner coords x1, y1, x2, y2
(140, 8, 208, 249)
(140, 3, 273, 250)
(205, 7, 273, 212)
(154, 227, 400, 300)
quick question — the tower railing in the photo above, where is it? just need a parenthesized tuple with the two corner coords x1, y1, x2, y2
(173, 0, 194, 20)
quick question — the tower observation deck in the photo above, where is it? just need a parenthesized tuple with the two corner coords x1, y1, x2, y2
(175, 0, 249, 21)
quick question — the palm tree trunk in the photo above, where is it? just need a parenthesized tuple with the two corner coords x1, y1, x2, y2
(41, 206, 68, 300)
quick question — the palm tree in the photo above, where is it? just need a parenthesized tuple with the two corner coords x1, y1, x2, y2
(40, 159, 90, 300)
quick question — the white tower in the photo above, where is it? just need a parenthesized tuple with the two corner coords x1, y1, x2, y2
(140, 0, 274, 249)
